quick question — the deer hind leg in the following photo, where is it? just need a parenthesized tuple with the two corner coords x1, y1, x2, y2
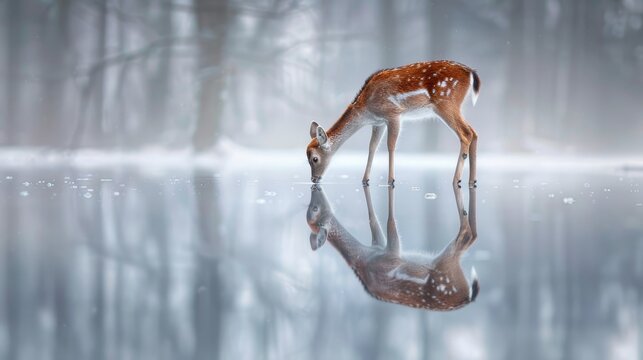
(362, 125, 386, 186)
(436, 108, 475, 188)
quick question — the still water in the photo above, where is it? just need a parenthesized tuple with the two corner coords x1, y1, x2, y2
(0, 163, 642, 360)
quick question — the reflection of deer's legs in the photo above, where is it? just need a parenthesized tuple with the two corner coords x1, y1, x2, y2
(364, 186, 385, 247)
(386, 186, 400, 254)
(468, 188, 477, 240)
(441, 185, 478, 256)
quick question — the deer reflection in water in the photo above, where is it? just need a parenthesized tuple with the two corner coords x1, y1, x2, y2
(307, 184, 479, 311)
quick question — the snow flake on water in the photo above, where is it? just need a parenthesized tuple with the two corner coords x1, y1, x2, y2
(22, 181, 30, 187)
(46, 182, 54, 188)
(563, 197, 575, 205)
(83, 192, 93, 199)
(548, 193, 556, 198)
(411, 186, 421, 191)
(264, 191, 277, 197)
(113, 191, 120, 196)
(424, 193, 437, 200)
(20, 191, 29, 197)
(256, 198, 266, 205)
(5, 176, 13, 180)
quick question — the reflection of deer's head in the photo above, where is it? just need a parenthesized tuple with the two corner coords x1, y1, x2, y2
(306, 185, 333, 250)
(306, 185, 480, 311)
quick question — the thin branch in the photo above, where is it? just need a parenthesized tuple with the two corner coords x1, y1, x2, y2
(160, 0, 307, 17)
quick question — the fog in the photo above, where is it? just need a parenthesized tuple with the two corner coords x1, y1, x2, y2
(1, 0, 642, 153)
(1, 1, 643, 360)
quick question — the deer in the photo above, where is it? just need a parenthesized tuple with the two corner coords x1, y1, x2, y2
(306, 184, 480, 311)
(306, 60, 481, 188)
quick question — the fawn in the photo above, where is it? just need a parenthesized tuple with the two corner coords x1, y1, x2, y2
(306, 60, 480, 188)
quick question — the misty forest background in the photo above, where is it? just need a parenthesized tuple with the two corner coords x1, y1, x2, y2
(1, 0, 643, 154)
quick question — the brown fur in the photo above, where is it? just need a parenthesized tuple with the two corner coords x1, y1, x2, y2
(306, 60, 481, 186)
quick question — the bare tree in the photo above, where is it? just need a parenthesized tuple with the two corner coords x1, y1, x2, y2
(193, 0, 230, 151)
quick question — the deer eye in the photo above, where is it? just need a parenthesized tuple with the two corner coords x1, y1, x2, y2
(312, 157, 318, 163)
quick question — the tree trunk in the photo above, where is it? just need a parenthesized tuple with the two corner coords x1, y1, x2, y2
(193, 0, 229, 151)
(38, 0, 70, 148)
(4, 0, 22, 146)
(425, 0, 452, 151)
(504, 0, 527, 151)
(379, 0, 397, 68)
(145, 3, 173, 147)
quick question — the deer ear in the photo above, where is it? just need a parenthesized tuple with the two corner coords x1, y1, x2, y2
(310, 228, 328, 250)
(310, 121, 319, 139)
(316, 126, 328, 146)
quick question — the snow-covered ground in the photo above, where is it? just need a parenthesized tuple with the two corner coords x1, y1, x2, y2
(1, 146, 642, 175)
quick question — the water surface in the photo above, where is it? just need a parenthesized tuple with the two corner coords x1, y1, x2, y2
(1, 165, 641, 360)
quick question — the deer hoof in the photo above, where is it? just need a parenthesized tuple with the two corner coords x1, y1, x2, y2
(389, 179, 395, 188)
(456, 179, 462, 188)
(362, 179, 370, 186)
(469, 180, 477, 188)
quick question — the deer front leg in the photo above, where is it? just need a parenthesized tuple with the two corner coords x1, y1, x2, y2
(386, 120, 400, 187)
(362, 125, 385, 186)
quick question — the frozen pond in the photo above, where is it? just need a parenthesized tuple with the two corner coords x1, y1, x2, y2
(0, 162, 642, 359)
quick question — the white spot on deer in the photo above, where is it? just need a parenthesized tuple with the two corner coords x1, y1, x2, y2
(440, 91, 444, 96)
(394, 88, 430, 102)
(453, 80, 459, 86)
(439, 81, 447, 87)
(422, 69, 427, 73)
(437, 284, 446, 292)
(432, 88, 436, 94)
(446, 89, 451, 96)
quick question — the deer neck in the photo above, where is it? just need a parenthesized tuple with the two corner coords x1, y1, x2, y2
(326, 105, 363, 152)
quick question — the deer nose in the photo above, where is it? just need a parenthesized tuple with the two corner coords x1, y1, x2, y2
(311, 176, 321, 183)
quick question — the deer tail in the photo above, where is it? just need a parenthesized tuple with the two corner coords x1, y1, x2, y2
(469, 266, 480, 302)
(469, 70, 481, 106)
